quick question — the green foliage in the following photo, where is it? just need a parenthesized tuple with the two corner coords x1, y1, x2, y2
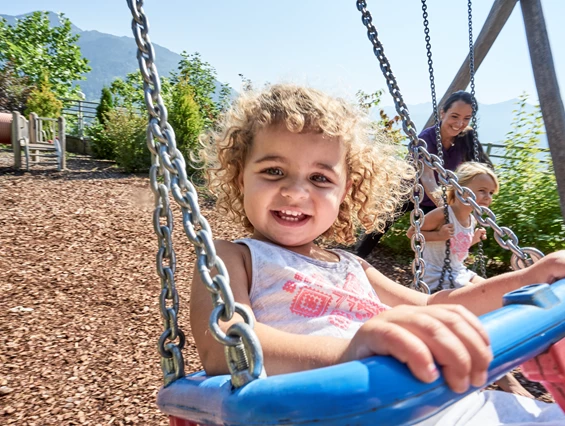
(175, 52, 230, 129)
(356, 89, 402, 143)
(0, 11, 91, 99)
(103, 109, 150, 172)
(484, 95, 565, 264)
(87, 121, 116, 160)
(0, 61, 32, 113)
(24, 75, 63, 118)
(168, 77, 204, 172)
(96, 87, 114, 126)
(109, 71, 172, 111)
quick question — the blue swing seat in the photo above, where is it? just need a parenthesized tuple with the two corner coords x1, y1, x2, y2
(158, 280, 565, 425)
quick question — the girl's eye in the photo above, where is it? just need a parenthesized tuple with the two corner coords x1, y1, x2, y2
(311, 174, 330, 183)
(263, 167, 283, 176)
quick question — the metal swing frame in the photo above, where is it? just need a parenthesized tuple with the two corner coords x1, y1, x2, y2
(125, 0, 565, 424)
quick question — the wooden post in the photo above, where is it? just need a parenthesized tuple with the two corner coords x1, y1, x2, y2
(58, 116, 66, 170)
(29, 112, 39, 163)
(12, 112, 21, 169)
(423, 0, 518, 129)
(521, 0, 565, 219)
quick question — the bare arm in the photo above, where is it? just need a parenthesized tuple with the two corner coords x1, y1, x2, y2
(192, 240, 493, 393)
(406, 208, 453, 242)
(190, 240, 350, 376)
(420, 164, 441, 207)
(363, 248, 565, 317)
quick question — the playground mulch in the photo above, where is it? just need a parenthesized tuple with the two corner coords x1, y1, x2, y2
(0, 150, 554, 425)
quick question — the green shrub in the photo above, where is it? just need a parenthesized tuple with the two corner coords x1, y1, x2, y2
(87, 121, 116, 160)
(24, 75, 62, 118)
(168, 77, 204, 173)
(484, 95, 565, 264)
(106, 109, 150, 173)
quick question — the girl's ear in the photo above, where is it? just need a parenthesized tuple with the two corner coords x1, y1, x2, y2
(440, 109, 445, 121)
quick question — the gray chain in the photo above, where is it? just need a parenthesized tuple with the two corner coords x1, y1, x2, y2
(355, 0, 429, 293)
(356, 0, 544, 277)
(467, 0, 487, 278)
(126, 0, 264, 388)
(421, 0, 454, 291)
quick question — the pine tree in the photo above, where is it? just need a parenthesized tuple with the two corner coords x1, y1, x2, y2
(169, 76, 204, 171)
(96, 87, 114, 126)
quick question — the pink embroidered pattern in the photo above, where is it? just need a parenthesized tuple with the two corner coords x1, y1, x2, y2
(285, 270, 388, 330)
(290, 287, 332, 318)
(451, 231, 473, 262)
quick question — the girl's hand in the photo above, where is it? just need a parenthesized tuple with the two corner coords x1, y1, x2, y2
(438, 223, 455, 240)
(343, 305, 492, 394)
(472, 228, 487, 245)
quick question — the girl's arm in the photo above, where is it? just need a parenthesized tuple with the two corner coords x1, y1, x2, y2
(190, 240, 344, 375)
(406, 208, 453, 242)
(191, 240, 492, 393)
(428, 251, 565, 315)
(364, 249, 565, 317)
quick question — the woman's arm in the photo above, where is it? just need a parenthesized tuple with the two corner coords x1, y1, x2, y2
(420, 164, 442, 207)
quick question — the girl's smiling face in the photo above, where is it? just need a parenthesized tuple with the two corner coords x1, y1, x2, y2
(240, 127, 349, 252)
(440, 100, 473, 139)
(465, 173, 497, 208)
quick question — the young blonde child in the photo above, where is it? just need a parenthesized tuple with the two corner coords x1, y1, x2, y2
(407, 162, 496, 293)
(190, 84, 565, 424)
(407, 162, 533, 398)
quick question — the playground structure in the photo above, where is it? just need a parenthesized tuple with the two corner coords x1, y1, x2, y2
(10, 111, 66, 172)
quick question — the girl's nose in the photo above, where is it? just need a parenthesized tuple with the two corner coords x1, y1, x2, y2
(280, 180, 308, 200)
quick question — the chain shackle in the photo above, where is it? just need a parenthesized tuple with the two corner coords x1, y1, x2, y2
(126, 0, 264, 388)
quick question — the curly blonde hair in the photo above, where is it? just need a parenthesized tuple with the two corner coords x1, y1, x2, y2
(200, 84, 415, 245)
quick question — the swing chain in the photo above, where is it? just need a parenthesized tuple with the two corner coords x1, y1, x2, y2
(356, 0, 429, 294)
(358, 0, 543, 271)
(467, 0, 487, 278)
(421, 0, 454, 291)
(468, 0, 480, 156)
(127, 0, 264, 388)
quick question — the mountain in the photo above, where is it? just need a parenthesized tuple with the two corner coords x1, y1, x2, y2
(0, 11, 230, 101)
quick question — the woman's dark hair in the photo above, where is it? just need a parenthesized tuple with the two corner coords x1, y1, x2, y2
(441, 90, 478, 113)
(456, 129, 494, 169)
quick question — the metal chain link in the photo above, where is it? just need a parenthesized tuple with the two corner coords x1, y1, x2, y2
(356, 0, 544, 277)
(467, 0, 487, 278)
(421, 0, 454, 291)
(355, 1, 429, 293)
(126, 0, 264, 388)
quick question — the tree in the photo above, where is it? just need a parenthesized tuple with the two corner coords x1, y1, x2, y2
(24, 74, 63, 118)
(0, 61, 32, 113)
(0, 11, 91, 99)
(109, 71, 172, 112)
(169, 76, 204, 170)
(175, 52, 231, 129)
(96, 87, 114, 126)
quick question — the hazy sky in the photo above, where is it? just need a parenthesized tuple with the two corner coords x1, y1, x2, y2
(3, 1, 565, 106)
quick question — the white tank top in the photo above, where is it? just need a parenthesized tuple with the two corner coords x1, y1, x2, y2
(237, 238, 390, 339)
